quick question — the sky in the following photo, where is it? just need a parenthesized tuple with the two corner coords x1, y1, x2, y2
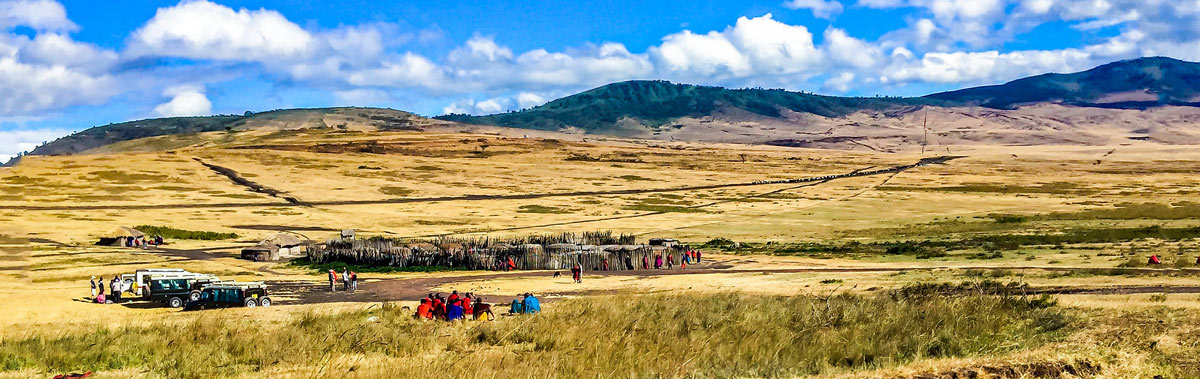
(3, 0, 1200, 159)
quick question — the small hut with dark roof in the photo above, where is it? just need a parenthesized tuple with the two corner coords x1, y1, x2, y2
(241, 233, 308, 261)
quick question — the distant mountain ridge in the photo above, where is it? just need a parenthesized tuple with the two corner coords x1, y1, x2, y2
(16, 57, 1200, 162)
(438, 80, 953, 133)
(441, 57, 1200, 132)
(926, 57, 1200, 109)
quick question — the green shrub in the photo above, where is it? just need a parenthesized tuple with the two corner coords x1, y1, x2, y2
(134, 225, 237, 240)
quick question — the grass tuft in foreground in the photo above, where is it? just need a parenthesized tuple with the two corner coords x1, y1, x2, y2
(0, 288, 1070, 378)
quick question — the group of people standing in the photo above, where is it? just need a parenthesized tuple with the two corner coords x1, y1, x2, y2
(327, 269, 358, 292)
(415, 291, 494, 321)
(89, 276, 131, 304)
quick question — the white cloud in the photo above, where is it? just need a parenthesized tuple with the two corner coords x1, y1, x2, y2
(516, 92, 547, 108)
(884, 49, 1092, 84)
(651, 14, 822, 82)
(824, 28, 880, 68)
(823, 72, 856, 92)
(154, 86, 212, 117)
(443, 96, 511, 115)
(0, 127, 74, 160)
(129, 0, 315, 61)
(0, 0, 75, 31)
(783, 0, 845, 19)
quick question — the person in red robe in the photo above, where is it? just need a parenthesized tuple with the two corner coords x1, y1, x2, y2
(462, 294, 474, 316)
(415, 299, 433, 319)
(1149, 255, 1162, 264)
(507, 257, 517, 271)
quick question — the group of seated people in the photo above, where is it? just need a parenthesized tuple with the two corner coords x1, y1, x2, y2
(414, 291, 494, 321)
(508, 293, 540, 314)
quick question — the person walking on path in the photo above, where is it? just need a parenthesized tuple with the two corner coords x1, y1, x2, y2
(90, 276, 97, 299)
(571, 263, 582, 284)
(667, 253, 674, 269)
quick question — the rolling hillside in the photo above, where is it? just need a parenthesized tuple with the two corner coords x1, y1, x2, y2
(24, 107, 441, 157)
(437, 80, 953, 133)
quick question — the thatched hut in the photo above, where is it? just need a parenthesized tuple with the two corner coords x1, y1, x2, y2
(241, 233, 307, 261)
(96, 226, 146, 246)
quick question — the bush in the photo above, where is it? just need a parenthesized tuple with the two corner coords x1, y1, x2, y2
(134, 225, 236, 240)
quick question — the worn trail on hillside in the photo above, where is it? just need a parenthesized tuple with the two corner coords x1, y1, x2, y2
(0, 156, 961, 211)
(193, 158, 306, 205)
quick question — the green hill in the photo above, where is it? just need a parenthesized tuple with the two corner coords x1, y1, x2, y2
(22, 107, 433, 158)
(926, 57, 1200, 109)
(437, 80, 951, 132)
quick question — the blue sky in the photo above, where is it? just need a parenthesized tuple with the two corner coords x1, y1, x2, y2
(3, 0, 1199, 159)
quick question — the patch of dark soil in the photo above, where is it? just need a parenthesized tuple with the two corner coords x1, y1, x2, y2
(905, 359, 1100, 379)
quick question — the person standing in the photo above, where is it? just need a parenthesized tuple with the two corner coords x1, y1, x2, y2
(642, 256, 649, 270)
(570, 263, 582, 284)
(97, 276, 105, 298)
(350, 271, 358, 292)
(667, 253, 674, 269)
(110, 277, 121, 303)
(602, 259, 609, 271)
(90, 276, 97, 299)
(341, 268, 350, 291)
(328, 270, 337, 292)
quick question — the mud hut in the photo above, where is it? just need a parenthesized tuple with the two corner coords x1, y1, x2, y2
(96, 226, 146, 246)
(241, 233, 307, 261)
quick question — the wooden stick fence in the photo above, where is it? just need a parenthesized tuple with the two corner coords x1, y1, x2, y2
(307, 231, 688, 271)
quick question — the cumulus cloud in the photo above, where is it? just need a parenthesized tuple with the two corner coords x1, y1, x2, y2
(516, 92, 547, 109)
(651, 14, 822, 83)
(129, 0, 314, 61)
(783, 0, 844, 19)
(0, 127, 74, 159)
(0, 0, 75, 31)
(443, 97, 509, 115)
(154, 85, 212, 117)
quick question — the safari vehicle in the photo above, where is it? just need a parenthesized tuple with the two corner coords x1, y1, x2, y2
(131, 269, 192, 296)
(145, 274, 222, 308)
(184, 282, 272, 310)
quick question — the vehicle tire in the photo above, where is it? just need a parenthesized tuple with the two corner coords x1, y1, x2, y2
(259, 297, 271, 307)
(168, 297, 183, 308)
(244, 298, 258, 307)
(189, 290, 201, 302)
